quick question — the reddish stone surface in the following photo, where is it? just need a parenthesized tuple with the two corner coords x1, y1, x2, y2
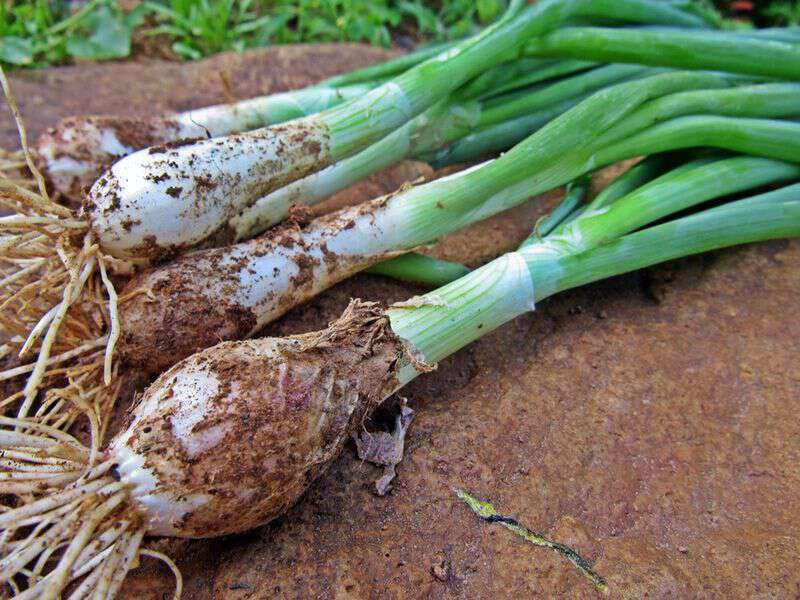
(2, 46, 799, 599)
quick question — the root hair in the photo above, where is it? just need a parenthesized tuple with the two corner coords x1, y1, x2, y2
(0, 455, 181, 598)
(0, 72, 132, 499)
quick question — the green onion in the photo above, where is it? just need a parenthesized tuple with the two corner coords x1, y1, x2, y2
(729, 27, 800, 43)
(71, 74, 800, 379)
(370, 174, 591, 285)
(36, 82, 379, 200)
(547, 200, 800, 297)
(115, 92, 800, 381)
(581, 153, 674, 211)
(542, 155, 800, 253)
(457, 58, 594, 100)
(531, 176, 592, 238)
(318, 40, 462, 87)
(8, 69, 800, 424)
(377, 149, 800, 323)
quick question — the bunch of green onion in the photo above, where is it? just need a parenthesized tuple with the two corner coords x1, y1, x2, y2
(0, 1, 799, 596)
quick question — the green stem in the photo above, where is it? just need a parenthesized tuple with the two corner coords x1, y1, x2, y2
(373, 174, 591, 290)
(730, 27, 800, 43)
(366, 253, 470, 287)
(583, 153, 675, 212)
(319, 40, 461, 88)
(594, 116, 800, 166)
(723, 181, 800, 209)
(431, 71, 771, 168)
(545, 156, 800, 253)
(388, 247, 538, 382)
(457, 58, 594, 101)
(590, 82, 800, 155)
(524, 26, 800, 80)
(416, 63, 654, 156)
(389, 83, 800, 274)
(478, 63, 650, 128)
(407, 72, 758, 241)
(520, 176, 590, 247)
(390, 155, 800, 287)
(225, 83, 381, 131)
(485, 119, 800, 253)
(541, 200, 800, 298)
(232, 64, 664, 239)
(427, 95, 588, 167)
(250, 76, 800, 299)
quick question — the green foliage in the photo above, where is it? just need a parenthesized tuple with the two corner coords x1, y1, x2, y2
(0, 1, 795, 70)
(268, 0, 401, 48)
(144, 0, 510, 61)
(399, 0, 505, 40)
(762, 1, 800, 25)
(143, 0, 281, 60)
(0, 0, 144, 68)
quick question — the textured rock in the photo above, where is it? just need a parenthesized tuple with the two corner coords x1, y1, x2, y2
(2, 46, 799, 599)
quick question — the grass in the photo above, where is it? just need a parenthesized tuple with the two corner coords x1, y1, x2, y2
(144, 0, 508, 60)
(760, 1, 800, 26)
(0, 0, 147, 68)
(0, 0, 507, 67)
(716, 0, 800, 26)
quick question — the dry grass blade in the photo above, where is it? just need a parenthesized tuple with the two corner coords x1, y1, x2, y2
(456, 489, 609, 595)
(0, 66, 53, 207)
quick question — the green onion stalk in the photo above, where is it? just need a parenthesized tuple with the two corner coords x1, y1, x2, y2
(522, 26, 800, 80)
(634, 26, 800, 44)
(526, 155, 800, 251)
(36, 83, 381, 201)
(580, 153, 675, 211)
(434, 75, 800, 167)
(425, 27, 800, 166)
(230, 17, 800, 239)
(319, 39, 461, 87)
(367, 176, 592, 286)
(456, 57, 594, 100)
(728, 27, 800, 44)
(400, 77, 800, 256)
(37, 45, 566, 202)
(234, 30, 800, 238)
